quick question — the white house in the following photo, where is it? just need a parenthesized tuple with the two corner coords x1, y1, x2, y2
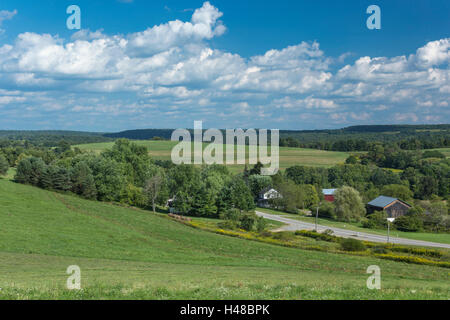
(257, 187, 282, 208)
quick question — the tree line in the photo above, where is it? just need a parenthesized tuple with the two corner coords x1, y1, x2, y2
(1, 137, 448, 233)
(280, 135, 450, 152)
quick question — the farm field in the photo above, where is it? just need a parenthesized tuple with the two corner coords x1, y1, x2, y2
(74, 140, 350, 172)
(257, 208, 450, 245)
(0, 178, 449, 299)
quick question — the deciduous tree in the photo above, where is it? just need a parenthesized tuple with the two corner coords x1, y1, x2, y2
(334, 186, 366, 222)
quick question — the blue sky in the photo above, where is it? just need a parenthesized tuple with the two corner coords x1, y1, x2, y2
(0, 0, 448, 131)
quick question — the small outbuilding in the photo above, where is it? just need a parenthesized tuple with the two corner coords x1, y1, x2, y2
(367, 196, 412, 218)
(322, 189, 337, 202)
(166, 197, 182, 214)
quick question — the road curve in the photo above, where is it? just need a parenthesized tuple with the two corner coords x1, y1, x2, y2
(256, 211, 450, 249)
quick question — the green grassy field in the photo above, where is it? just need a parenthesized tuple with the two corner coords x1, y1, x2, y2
(74, 140, 350, 172)
(257, 208, 450, 245)
(0, 178, 449, 299)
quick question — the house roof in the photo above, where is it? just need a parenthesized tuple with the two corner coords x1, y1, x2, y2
(259, 187, 277, 195)
(367, 196, 401, 208)
(322, 189, 336, 196)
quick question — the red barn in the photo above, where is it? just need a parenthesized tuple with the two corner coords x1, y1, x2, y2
(322, 189, 337, 202)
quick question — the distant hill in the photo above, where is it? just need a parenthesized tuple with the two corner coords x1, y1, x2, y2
(0, 130, 112, 146)
(342, 124, 450, 133)
(1, 124, 449, 149)
(104, 129, 175, 140)
(103, 124, 450, 140)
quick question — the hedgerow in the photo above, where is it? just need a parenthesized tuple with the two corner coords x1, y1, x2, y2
(374, 253, 450, 268)
(294, 230, 340, 243)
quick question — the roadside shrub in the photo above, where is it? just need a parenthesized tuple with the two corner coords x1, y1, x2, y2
(294, 230, 339, 243)
(318, 201, 336, 219)
(389, 246, 443, 259)
(371, 246, 389, 254)
(272, 231, 296, 241)
(256, 217, 267, 233)
(217, 220, 239, 230)
(375, 253, 450, 268)
(394, 215, 423, 232)
(259, 231, 273, 237)
(285, 207, 301, 214)
(239, 212, 258, 231)
(219, 208, 241, 222)
(362, 210, 388, 229)
(340, 238, 366, 252)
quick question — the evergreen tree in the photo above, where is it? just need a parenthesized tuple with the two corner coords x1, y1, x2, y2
(14, 157, 46, 186)
(52, 167, 72, 191)
(41, 165, 58, 190)
(29, 157, 46, 187)
(71, 162, 97, 199)
(15, 158, 32, 184)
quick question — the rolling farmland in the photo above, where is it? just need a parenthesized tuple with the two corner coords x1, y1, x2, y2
(75, 140, 350, 172)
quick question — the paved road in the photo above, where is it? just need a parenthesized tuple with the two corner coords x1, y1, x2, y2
(256, 211, 450, 249)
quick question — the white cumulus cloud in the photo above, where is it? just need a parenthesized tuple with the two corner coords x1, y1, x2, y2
(0, 2, 448, 130)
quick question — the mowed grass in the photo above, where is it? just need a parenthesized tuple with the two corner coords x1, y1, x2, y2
(74, 140, 349, 172)
(0, 179, 449, 299)
(258, 208, 450, 245)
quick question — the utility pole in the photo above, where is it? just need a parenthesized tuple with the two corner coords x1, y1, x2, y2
(387, 218, 395, 244)
(315, 202, 321, 232)
(387, 220, 390, 243)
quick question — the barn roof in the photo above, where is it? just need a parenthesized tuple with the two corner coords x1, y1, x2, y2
(322, 189, 337, 195)
(367, 195, 410, 208)
(368, 196, 398, 208)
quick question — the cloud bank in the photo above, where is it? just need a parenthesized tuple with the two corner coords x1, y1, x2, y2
(0, 2, 448, 130)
